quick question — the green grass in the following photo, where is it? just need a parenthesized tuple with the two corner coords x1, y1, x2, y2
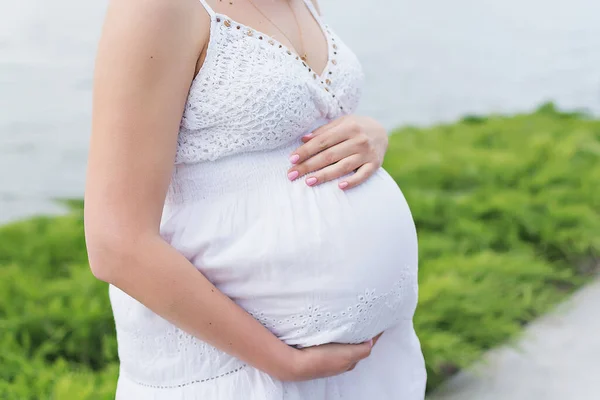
(0, 103, 598, 397)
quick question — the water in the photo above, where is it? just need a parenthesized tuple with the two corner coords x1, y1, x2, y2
(0, 0, 598, 223)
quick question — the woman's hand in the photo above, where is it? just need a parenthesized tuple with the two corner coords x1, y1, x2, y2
(278, 332, 385, 381)
(287, 115, 388, 190)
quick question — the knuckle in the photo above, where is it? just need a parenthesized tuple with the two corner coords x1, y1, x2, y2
(294, 165, 306, 176)
(356, 134, 370, 147)
(317, 138, 329, 150)
(302, 158, 319, 172)
(347, 120, 361, 134)
(300, 163, 317, 176)
(341, 162, 356, 175)
(323, 151, 337, 164)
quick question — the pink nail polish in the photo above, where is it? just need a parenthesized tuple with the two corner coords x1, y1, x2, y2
(288, 171, 299, 181)
(289, 154, 300, 164)
(369, 339, 374, 348)
(339, 181, 349, 189)
(306, 177, 318, 186)
(303, 133, 313, 139)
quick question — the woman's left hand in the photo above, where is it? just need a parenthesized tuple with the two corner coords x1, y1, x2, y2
(287, 115, 388, 190)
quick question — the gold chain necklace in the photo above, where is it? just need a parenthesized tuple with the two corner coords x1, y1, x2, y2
(245, 0, 308, 61)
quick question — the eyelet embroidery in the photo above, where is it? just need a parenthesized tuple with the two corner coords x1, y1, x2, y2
(177, 12, 364, 163)
(217, 12, 336, 86)
(249, 265, 417, 344)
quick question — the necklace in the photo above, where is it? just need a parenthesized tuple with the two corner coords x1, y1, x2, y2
(245, 0, 308, 62)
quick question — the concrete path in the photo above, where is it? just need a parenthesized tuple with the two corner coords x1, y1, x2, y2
(429, 278, 600, 400)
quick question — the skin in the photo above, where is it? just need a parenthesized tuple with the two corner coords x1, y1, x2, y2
(85, 0, 386, 383)
(289, 115, 388, 189)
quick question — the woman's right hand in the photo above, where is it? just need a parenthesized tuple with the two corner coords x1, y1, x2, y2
(280, 333, 384, 381)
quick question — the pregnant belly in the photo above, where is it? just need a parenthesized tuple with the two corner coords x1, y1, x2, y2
(161, 139, 419, 348)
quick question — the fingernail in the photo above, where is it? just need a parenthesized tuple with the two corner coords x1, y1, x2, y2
(289, 154, 300, 164)
(339, 181, 349, 189)
(288, 171, 299, 181)
(306, 177, 318, 186)
(368, 339, 374, 348)
(303, 133, 313, 138)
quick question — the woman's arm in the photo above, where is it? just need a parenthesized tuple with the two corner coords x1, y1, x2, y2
(85, 0, 372, 382)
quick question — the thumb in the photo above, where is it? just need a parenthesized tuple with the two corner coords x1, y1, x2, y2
(352, 340, 373, 361)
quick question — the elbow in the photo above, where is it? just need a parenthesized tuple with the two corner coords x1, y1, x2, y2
(84, 219, 137, 284)
(83, 199, 157, 284)
(88, 256, 114, 284)
(85, 231, 125, 284)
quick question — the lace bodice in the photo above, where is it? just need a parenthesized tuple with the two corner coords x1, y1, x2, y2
(175, 0, 365, 164)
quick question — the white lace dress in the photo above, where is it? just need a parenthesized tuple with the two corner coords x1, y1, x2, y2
(109, 0, 426, 398)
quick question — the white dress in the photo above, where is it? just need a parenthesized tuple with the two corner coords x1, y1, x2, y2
(109, 0, 427, 398)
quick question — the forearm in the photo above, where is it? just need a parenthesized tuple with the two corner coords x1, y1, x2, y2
(89, 233, 294, 378)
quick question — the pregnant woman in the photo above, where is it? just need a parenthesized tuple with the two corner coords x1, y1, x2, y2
(84, 0, 426, 398)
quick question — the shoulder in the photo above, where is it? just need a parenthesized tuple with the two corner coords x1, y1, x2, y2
(104, 0, 202, 27)
(100, 0, 209, 60)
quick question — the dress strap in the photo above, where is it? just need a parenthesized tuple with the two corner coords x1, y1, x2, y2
(302, 0, 322, 17)
(197, 0, 216, 18)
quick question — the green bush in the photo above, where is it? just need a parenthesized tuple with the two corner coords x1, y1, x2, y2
(0, 103, 598, 396)
(0, 203, 119, 399)
(384, 103, 600, 388)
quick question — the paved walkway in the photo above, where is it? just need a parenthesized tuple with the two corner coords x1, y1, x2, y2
(429, 278, 600, 400)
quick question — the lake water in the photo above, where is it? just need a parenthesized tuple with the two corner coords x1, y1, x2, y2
(0, 0, 598, 223)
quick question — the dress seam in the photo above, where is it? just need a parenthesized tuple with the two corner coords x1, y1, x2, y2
(122, 364, 247, 389)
